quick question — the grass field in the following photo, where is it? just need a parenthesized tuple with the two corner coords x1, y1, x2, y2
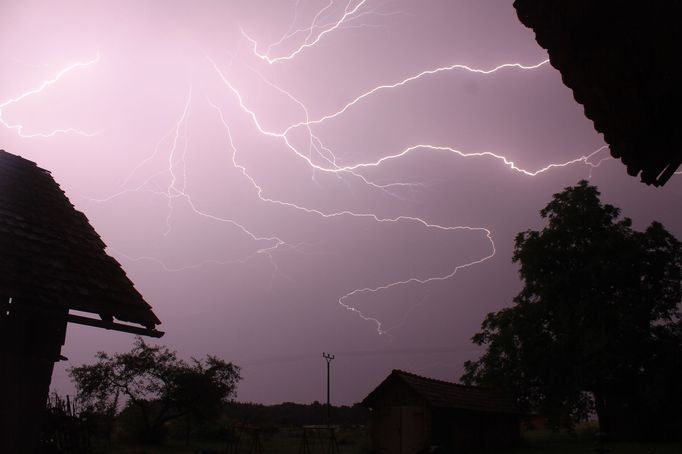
(94, 426, 369, 453)
(506, 429, 682, 454)
(96, 426, 682, 453)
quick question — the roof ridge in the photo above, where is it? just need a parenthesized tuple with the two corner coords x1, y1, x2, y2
(361, 370, 518, 413)
(0, 149, 51, 174)
(392, 369, 488, 390)
(0, 149, 37, 165)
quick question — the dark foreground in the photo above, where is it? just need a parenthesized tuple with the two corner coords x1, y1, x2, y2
(89, 427, 682, 454)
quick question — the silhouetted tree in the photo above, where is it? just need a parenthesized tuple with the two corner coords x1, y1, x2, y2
(69, 337, 240, 444)
(462, 181, 682, 438)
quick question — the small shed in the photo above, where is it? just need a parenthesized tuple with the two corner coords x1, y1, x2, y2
(0, 150, 163, 452)
(361, 370, 520, 453)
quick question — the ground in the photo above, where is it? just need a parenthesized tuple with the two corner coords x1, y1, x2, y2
(94, 425, 682, 453)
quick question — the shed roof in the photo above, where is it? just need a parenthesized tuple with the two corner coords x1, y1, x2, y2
(0, 150, 160, 329)
(361, 370, 518, 414)
(513, 0, 682, 186)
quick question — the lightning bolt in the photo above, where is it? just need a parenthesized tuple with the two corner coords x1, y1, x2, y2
(205, 55, 614, 336)
(208, 104, 496, 336)
(88, 48, 610, 337)
(282, 60, 551, 134)
(89, 85, 289, 274)
(0, 52, 100, 138)
(257, 0, 405, 60)
(63, 6, 614, 338)
(337, 144, 611, 177)
(338, 229, 495, 336)
(203, 45, 620, 335)
(209, 57, 558, 176)
(243, 0, 369, 64)
(242, 63, 422, 198)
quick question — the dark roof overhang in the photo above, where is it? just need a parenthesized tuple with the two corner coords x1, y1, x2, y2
(514, 0, 682, 186)
(0, 150, 162, 337)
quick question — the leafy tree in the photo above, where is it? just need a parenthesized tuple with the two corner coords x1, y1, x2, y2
(69, 337, 241, 443)
(462, 181, 682, 437)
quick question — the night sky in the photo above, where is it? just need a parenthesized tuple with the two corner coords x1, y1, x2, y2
(2, 0, 681, 405)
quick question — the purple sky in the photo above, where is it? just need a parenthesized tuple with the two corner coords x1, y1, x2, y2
(2, 0, 681, 405)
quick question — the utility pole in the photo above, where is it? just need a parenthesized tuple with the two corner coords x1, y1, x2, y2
(322, 352, 335, 426)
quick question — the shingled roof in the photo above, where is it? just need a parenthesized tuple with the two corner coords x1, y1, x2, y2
(513, 0, 682, 186)
(0, 150, 161, 331)
(361, 370, 518, 414)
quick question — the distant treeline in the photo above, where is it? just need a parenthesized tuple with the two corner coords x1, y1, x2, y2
(223, 401, 368, 427)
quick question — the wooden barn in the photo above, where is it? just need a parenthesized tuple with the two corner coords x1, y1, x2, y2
(361, 370, 520, 453)
(0, 150, 163, 453)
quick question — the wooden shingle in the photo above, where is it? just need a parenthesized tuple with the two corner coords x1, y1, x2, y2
(514, 0, 682, 186)
(362, 369, 518, 414)
(0, 150, 160, 329)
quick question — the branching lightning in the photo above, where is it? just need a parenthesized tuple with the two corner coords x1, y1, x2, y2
(96, 43, 608, 335)
(339, 144, 610, 177)
(204, 53, 613, 335)
(242, 0, 369, 64)
(25, 5, 618, 338)
(281, 60, 551, 134)
(209, 57, 560, 178)
(0, 52, 100, 138)
(255, 0, 406, 60)
(88, 85, 289, 273)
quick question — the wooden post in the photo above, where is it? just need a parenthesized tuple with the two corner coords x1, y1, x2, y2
(0, 297, 68, 454)
(322, 353, 334, 426)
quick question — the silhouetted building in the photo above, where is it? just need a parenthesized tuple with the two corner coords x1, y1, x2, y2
(514, 0, 682, 186)
(361, 370, 520, 453)
(0, 150, 162, 453)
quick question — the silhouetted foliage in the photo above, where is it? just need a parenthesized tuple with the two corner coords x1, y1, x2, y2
(69, 337, 240, 444)
(40, 393, 92, 454)
(462, 181, 682, 438)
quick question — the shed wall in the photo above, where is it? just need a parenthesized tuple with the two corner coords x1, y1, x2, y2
(369, 404, 430, 454)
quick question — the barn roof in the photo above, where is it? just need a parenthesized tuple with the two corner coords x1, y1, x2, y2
(513, 0, 682, 186)
(361, 369, 518, 414)
(0, 150, 161, 334)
